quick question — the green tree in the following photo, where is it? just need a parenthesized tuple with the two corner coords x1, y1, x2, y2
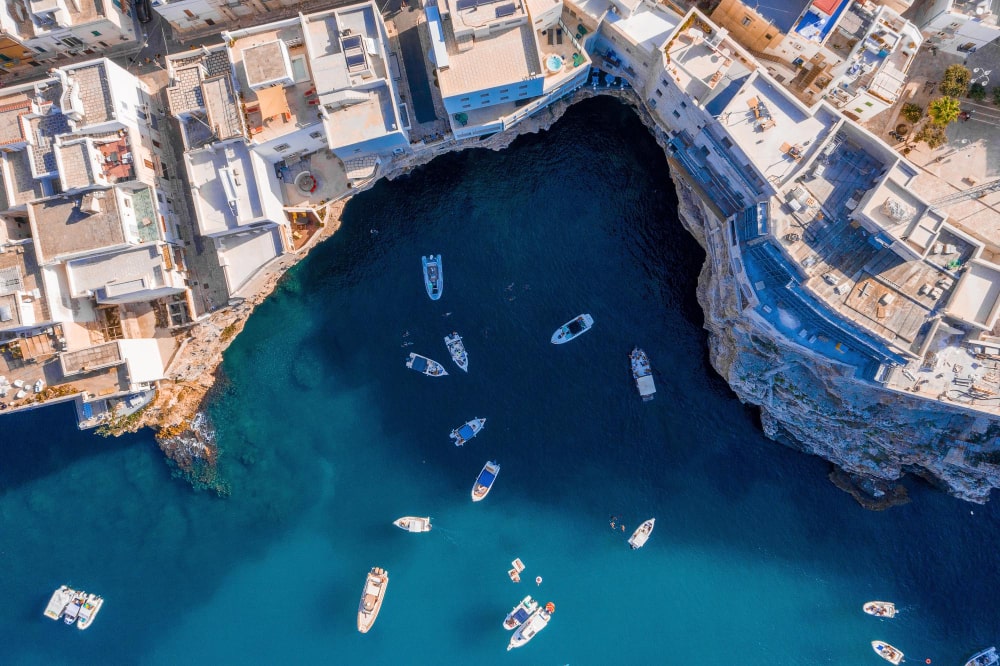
(901, 103, 923, 124)
(969, 83, 987, 101)
(939, 64, 971, 97)
(915, 123, 948, 149)
(928, 96, 962, 126)
(993, 86, 1000, 106)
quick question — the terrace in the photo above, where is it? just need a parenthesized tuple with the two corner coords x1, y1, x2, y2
(29, 191, 127, 264)
(664, 28, 755, 109)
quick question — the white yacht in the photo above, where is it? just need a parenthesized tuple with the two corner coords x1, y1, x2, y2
(422, 255, 443, 300)
(43, 586, 76, 621)
(444, 332, 469, 372)
(76, 593, 104, 630)
(406, 353, 448, 377)
(357, 567, 389, 634)
(507, 605, 553, 650)
(628, 518, 655, 549)
(393, 516, 432, 533)
(551, 314, 593, 344)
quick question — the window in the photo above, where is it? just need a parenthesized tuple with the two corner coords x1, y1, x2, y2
(152, 139, 161, 148)
(91, 30, 101, 36)
(518, 84, 527, 90)
(655, 89, 662, 98)
(205, 18, 215, 25)
(461, 97, 470, 102)
(680, 101, 686, 108)
(672, 110, 680, 118)
(742, 16, 752, 26)
(309, 131, 323, 139)
(864, 101, 873, 107)
(854, 107, 864, 114)
(500, 88, 509, 94)
(62, 37, 84, 47)
(35, 46, 46, 52)
(500, 96, 509, 101)
(184, 9, 195, 17)
(144, 158, 154, 169)
(765, 34, 773, 40)
(461, 104, 471, 109)
(274, 144, 290, 151)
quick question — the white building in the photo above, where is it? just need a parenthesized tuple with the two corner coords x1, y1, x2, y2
(426, 0, 592, 138)
(0, 0, 134, 62)
(912, 0, 1000, 55)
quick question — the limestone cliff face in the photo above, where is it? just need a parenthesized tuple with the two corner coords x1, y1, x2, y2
(667, 157, 1000, 504)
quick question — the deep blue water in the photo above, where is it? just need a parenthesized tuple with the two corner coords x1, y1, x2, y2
(1, 97, 999, 664)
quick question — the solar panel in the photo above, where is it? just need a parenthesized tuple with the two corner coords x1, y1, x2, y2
(455, 0, 477, 10)
(342, 35, 362, 50)
(346, 52, 367, 68)
(495, 3, 515, 17)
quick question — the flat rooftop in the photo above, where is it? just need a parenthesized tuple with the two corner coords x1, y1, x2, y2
(0, 241, 46, 331)
(665, 30, 756, 108)
(29, 192, 125, 264)
(66, 245, 165, 297)
(186, 142, 264, 235)
(216, 226, 283, 295)
(947, 260, 1000, 329)
(755, 0, 811, 34)
(66, 63, 114, 127)
(439, 23, 541, 96)
(326, 84, 397, 148)
(604, 2, 680, 53)
(719, 73, 837, 186)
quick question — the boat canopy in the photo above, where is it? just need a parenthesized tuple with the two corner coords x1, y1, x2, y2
(458, 424, 475, 440)
(567, 319, 585, 334)
(410, 356, 428, 372)
(637, 375, 655, 395)
(477, 469, 496, 486)
(513, 608, 530, 623)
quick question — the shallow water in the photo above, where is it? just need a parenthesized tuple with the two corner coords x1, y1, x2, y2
(1, 97, 998, 664)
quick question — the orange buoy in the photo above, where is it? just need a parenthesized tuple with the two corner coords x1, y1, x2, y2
(925, 660, 931, 664)
(535, 576, 542, 586)
(545, 602, 555, 613)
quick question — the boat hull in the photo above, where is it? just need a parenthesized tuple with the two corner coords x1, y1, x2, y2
(628, 518, 655, 549)
(631, 348, 656, 401)
(43, 586, 75, 621)
(393, 516, 431, 533)
(444, 333, 469, 372)
(507, 607, 551, 650)
(450, 418, 486, 446)
(406, 353, 449, 377)
(862, 601, 896, 618)
(965, 647, 1000, 666)
(358, 567, 389, 633)
(551, 314, 594, 344)
(77, 594, 103, 630)
(871, 641, 904, 665)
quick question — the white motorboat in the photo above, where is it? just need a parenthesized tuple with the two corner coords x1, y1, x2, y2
(863, 601, 896, 618)
(393, 516, 432, 533)
(551, 314, 593, 344)
(630, 347, 656, 401)
(357, 567, 389, 633)
(871, 640, 904, 665)
(444, 332, 469, 372)
(450, 417, 486, 446)
(628, 518, 655, 549)
(406, 353, 448, 377)
(43, 585, 76, 621)
(76, 593, 104, 630)
(62, 592, 85, 625)
(471, 460, 500, 502)
(503, 595, 539, 630)
(507, 605, 553, 650)
(966, 647, 999, 666)
(422, 255, 443, 300)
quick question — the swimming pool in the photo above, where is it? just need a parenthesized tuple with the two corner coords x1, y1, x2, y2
(546, 54, 564, 73)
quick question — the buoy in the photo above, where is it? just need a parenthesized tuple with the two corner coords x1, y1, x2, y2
(926, 659, 931, 664)
(545, 602, 555, 613)
(535, 576, 542, 586)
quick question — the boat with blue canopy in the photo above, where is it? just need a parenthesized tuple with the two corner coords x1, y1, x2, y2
(504, 596, 539, 630)
(450, 417, 485, 446)
(551, 314, 593, 344)
(406, 353, 448, 377)
(471, 460, 499, 501)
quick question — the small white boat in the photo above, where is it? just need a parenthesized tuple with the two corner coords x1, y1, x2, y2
(508, 558, 525, 583)
(507, 605, 553, 650)
(76, 593, 103, 630)
(471, 460, 500, 502)
(406, 353, 448, 377)
(966, 647, 999, 666)
(450, 417, 486, 446)
(628, 518, 655, 549)
(504, 595, 539, 630)
(630, 347, 656, 401)
(43, 585, 76, 621)
(393, 516, 432, 533)
(444, 332, 468, 372)
(422, 254, 443, 300)
(863, 601, 896, 618)
(551, 314, 593, 344)
(357, 567, 389, 634)
(871, 640, 904, 665)
(62, 592, 85, 625)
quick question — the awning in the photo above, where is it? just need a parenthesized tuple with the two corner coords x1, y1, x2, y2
(255, 85, 290, 121)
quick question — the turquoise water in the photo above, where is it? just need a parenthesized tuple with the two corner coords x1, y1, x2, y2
(2, 97, 999, 664)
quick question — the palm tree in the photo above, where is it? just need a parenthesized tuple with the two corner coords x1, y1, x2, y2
(927, 96, 961, 126)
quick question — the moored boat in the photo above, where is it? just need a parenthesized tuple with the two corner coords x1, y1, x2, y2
(450, 417, 486, 446)
(628, 518, 655, 549)
(871, 640, 904, 665)
(357, 567, 389, 633)
(444, 332, 469, 372)
(393, 516, 432, 533)
(507, 605, 553, 650)
(551, 314, 594, 344)
(503, 595, 539, 630)
(422, 254, 443, 300)
(630, 347, 656, 401)
(76, 594, 103, 630)
(863, 601, 896, 618)
(43, 585, 76, 621)
(471, 460, 500, 502)
(406, 353, 448, 377)
(966, 647, 1000, 666)
(62, 592, 85, 625)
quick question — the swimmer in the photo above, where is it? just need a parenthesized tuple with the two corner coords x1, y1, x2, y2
(621, 525, 626, 532)
(506, 282, 515, 291)
(370, 228, 379, 235)
(442, 312, 452, 317)
(610, 521, 616, 529)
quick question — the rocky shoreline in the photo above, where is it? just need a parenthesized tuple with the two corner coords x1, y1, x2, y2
(119, 89, 1000, 505)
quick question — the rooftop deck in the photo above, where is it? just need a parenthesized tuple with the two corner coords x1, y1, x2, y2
(439, 23, 541, 96)
(186, 142, 265, 235)
(29, 192, 125, 264)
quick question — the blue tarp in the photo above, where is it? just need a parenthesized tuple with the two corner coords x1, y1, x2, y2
(458, 424, 475, 440)
(513, 608, 530, 623)
(476, 469, 496, 486)
(410, 356, 428, 372)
